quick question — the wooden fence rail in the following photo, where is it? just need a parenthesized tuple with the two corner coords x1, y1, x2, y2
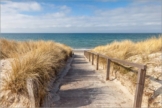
(84, 50, 147, 108)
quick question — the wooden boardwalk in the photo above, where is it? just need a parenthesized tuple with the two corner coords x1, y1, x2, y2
(52, 53, 133, 107)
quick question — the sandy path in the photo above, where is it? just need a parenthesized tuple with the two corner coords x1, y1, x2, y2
(52, 51, 133, 107)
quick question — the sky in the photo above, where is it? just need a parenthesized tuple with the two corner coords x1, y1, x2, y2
(0, 0, 161, 33)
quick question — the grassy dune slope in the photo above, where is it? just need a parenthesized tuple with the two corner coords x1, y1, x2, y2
(0, 38, 72, 107)
(92, 36, 162, 107)
(93, 36, 162, 60)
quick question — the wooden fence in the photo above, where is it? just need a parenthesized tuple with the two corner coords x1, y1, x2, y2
(84, 50, 147, 108)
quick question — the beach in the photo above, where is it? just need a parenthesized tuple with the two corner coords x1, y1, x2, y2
(0, 35, 161, 107)
(73, 49, 87, 55)
(1, 0, 161, 107)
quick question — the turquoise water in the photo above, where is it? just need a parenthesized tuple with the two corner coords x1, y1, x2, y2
(0, 33, 161, 49)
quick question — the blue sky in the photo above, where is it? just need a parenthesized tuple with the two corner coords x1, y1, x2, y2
(1, 0, 161, 33)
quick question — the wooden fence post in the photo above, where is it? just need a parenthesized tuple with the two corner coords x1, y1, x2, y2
(27, 78, 35, 108)
(85, 51, 147, 107)
(96, 54, 99, 70)
(88, 52, 91, 62)
(86, 52, 87, 58)
(106, 59, 111, 80)
(92, 54, 94, 65)
(133, 67, 146, 108)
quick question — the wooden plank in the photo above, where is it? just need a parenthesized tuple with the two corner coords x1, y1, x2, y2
(84, 50, 147, 107)
(110, 58, 145, 69)
(27, 78, 35, 108)
(106, 59, 111, 80)
(99, 54, 108, 59)
(133, 68, 146, 108)
(96, 54, 99, 70)
(92, 54, 94, 65)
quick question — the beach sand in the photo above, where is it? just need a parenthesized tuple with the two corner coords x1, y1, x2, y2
(73, 49, 88, 55)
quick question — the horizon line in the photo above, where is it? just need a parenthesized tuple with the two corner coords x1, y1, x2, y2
(1, 32, 161, 34)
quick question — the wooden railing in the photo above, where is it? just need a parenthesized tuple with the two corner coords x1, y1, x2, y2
(84, 50, 147, 108)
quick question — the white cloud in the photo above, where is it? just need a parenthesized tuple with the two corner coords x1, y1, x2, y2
(1, 1, 161, 33)
(94, 5, 161, 26)
(1, 1, 42, 13)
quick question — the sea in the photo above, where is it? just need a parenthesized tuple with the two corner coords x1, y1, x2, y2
(0, 33, 161, 49)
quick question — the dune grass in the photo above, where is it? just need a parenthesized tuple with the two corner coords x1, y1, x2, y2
(92, 35, 162, 86)
(0, 38, 72, 107)
(92, 35, 162, 108)
(92, 36, 162, 61)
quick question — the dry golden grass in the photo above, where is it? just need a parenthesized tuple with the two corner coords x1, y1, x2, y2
(92, 35, 162, 86)
(0, 39, 72, 60)
(0, 38, 72, 107)
(91, 35, 162, 107)
(92, 35, 162, 61)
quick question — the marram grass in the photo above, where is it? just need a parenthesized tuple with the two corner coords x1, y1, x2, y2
(0, 38, 72, 107)
(92, 35, 162, 86)
(92, 36, 162, 61)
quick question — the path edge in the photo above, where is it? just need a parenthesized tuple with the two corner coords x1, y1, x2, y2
(41, 55, 74, 107)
